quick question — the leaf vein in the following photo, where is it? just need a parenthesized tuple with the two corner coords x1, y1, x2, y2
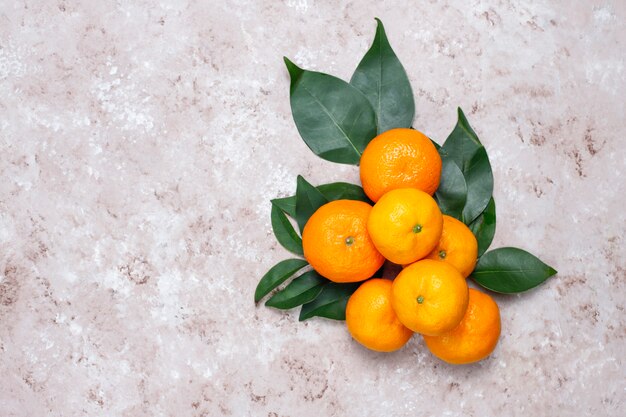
(301, 85, 362, 157)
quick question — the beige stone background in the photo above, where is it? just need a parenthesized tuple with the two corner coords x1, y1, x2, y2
(0, 0, 625, 416)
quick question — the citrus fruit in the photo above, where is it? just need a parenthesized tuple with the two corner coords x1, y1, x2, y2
(302, 200, 384, 283)
(391, 259, 469, 335)
(423, 288, 501, 364)
(425, 215, 478, 278)
(359, 128, 442, 202)
(367, 188, 443, 265)
(346, 279, 413, 352)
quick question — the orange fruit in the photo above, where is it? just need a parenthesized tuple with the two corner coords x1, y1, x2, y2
(367, 188, 443, 265)
(346, 279, 413, 352)
(359, 128, 442, 202)
(302, 200, 384, 283)
(423, 288, 501, 364)
(425, 215, 478, 278)
(391, 259, 469, 335)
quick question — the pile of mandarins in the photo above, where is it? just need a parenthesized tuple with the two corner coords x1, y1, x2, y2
(302, 128, 500, 364)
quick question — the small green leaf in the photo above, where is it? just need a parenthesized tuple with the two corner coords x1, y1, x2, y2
(317, 182, 372, 204)
(469, 197, 496, 257)
(285, 57, 377, 165)
(272, 182, 371, 220)
(271, 196, 296, 219)
(470, 247, 557, 294)
(295, 176, 329, 233)
(435, 156, 467, 220)
(299, 282, 361, 321)
(461, 147, 494, 224)
(265, 270, 327, 309)
(350, 18, 415, 134)
(440, 107, 483, 169)
(271, 203, 303, 255)
(254, 259, 309, 302)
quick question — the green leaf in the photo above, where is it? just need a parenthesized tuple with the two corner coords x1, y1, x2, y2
(440, 108, 493, 224)
(285, 57, 377, 165)
(254, 259, 309, 302)
(272, 182, 371, 220)
(435, 156, 467, 220)
(470, 247, 557, 294)
(284, 57, 304, 93)
(295, 175, 329, 233)
(271, 196, 297, 219)
(350, 18, 415, 134)
(461, 147, 494, 224)
(299, 282, 361, 321)
(440, 107, 483, 169)
(317, 182, 372, 204)
(271, 203, 303, 255)
(265, 270, 327, 309)
(469, 197, 496, 257)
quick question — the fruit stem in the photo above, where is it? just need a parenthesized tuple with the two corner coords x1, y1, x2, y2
(439, 250, 446, 259)
(417, 295, 424, 304)
(345, 236, 354, 246)
(412, 224, 422, 233)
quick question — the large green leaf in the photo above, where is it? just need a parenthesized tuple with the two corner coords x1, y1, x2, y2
(285, 57, 377, 165)
(254, 259, 309, 302)
(265, 270, 327, 310)
(469, 197, 496, 257)
(317, 182, 372, 204)
(271, 203, 303, 255)
(440, 107, 483, 170)
(461, 147, 494, 224)
(470, 247, 557, 293)
(350, 18, 414, 134)
(295, 175, 328, 233)
(272, 182, 371, 220)
(299, 282, 361, 321)
(435, 156, 467, 220)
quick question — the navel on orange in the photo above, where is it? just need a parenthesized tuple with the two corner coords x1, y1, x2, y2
(367, 188, 443, 265)
(391, 259, 469, 336)
(346, 279, 413, 352)
(359, 128, 442, 202)
(425, 215, 478, 278)
(423, 288, 501, 364)
(302, 200, 384, 283)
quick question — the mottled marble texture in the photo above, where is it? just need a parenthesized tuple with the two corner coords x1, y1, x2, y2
(0, 1, 624, 416)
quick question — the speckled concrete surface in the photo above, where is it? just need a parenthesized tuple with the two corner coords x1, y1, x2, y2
(0, 1, 625, 416)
